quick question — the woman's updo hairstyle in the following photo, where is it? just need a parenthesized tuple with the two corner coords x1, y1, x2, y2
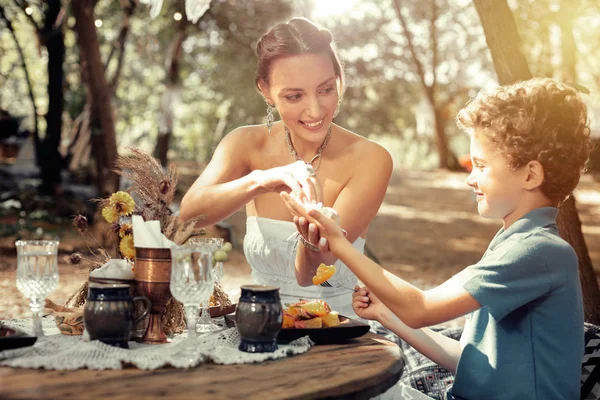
(255, 17, 345, 96)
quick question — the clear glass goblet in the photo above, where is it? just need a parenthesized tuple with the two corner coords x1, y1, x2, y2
(15, 240, 60, 338)
(187, 237, 224, 333)
(169, 245, 214, 355)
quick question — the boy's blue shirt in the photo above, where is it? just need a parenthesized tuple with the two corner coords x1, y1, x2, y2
(449, 206, 584, 400)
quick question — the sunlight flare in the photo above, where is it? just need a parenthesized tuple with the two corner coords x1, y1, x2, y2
(312, 0, 359, 18)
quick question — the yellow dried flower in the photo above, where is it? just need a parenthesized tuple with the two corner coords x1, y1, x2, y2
(119, 234, 135, 259)
(109, 191, 136, 217)
(102, 206, 118, 223)
(119, 223, 133, 238)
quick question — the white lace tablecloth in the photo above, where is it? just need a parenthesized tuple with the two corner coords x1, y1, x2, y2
(0, 317, 313, 370)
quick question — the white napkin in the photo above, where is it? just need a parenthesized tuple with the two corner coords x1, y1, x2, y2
(304, 203, 338, 220)
(132, 215, 176, 248)
(90, 259, 134, 280)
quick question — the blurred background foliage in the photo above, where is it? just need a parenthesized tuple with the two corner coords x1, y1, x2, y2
(2, 0, 599, 323)
(0, 0, 598, 181)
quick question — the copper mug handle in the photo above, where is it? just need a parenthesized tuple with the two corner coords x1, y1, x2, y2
(132, 296, 151, 325)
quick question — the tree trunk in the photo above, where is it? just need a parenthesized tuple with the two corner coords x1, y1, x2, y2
(0, 4, 39, 158)
(72, 0, 119, 195)
(108, 0, 136, 93)
(432, 104, 459, 170)
(154, 27, 186, 166)
(393, 0, 458, 170)
(557, 196, 600, 323)
(472, 1, 532, 84)
(39, 0, 65, 194)
(558, 0, 577, 84)
(473, 0, 600, 324)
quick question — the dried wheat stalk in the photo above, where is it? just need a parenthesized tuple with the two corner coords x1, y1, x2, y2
(65, 149, 220, 330)
(213, 284, 232, 308)
(114, 147, 204, 244)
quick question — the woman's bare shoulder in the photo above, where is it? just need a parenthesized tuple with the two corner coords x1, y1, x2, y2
(220, 124, 270, 151)
(225, 124, 266, 142)
(337, 126, 393, 168)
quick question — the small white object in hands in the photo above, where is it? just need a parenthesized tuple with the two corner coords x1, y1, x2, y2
(304, 202, 338, 220)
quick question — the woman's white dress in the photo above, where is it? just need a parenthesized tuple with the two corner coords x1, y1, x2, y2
(243, 216, 365, 317)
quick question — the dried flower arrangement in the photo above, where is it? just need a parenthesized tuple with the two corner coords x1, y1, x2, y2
(65, 148, 230, 334)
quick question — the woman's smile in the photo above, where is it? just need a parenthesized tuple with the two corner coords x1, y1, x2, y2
(300, 118, 324, 130)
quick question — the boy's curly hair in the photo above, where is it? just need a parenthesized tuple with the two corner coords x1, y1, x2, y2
(456, 77, 593, 206)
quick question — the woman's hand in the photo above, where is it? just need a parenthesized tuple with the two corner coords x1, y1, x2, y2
(352, 286, 387, 322)
(294, 216, 330, 252)
(253, 161, 308, 198)
(281, 192, 347, 251)
(281, 192, 347, 249)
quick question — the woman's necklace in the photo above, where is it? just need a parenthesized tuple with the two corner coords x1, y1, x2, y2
(284, 125, 332, 173)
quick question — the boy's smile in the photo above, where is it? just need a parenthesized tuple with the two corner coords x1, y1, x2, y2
(465, 131, 531, 228)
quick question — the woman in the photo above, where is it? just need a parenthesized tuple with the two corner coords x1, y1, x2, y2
(180, 18, 392, 317)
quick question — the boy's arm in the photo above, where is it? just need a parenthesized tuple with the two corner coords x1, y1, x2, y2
(335, 239, 481, 329)
(378, 309, 462, 373)
(279, 192, 481, 328)
(294, 143, 393, 286)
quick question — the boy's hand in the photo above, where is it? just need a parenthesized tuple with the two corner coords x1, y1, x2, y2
(352, 286, 387, 322)
(280, 192, 346, 250)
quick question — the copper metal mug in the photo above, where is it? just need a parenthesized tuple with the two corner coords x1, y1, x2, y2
(134, 247, 172, 344)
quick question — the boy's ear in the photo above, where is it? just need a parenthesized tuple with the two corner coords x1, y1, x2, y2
(523, 160, 544, 190)
(257, 79, 274, 104)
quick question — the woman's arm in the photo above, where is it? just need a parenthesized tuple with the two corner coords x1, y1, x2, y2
(294, 142, 393, 285)
(180, 127, 303, 225)
(180, 128, 257, 224)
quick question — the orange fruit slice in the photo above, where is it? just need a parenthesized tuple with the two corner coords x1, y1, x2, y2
(300, 300, 331, 317)
(312, 263, 337, 285)
(282, 312, 295, 329)
(294, 317, 323, 329)
(322, 311, 341, 327)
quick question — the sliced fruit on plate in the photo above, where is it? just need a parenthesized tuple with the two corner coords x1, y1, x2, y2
(300, 299, 331, 317)
(321, 311, 341, 327)
(312, 263, 336, 285)
(287, 305, 310, 319)
(282, 312, 296, 328)
(294, 317, 323, 329)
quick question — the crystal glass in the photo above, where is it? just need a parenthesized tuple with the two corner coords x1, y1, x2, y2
(187, 237, 224, 333)
(15, 240, 60, 338)
(169, 245, 213, 350)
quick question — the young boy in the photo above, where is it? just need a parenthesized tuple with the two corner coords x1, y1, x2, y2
(281, 78, 592, 399)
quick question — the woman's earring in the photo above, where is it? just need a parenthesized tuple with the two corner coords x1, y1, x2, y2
(266, 103, 275, 133)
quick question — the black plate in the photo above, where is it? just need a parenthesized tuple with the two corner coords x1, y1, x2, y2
(224, 314, 370, 344)
(0, 326, 37, 351)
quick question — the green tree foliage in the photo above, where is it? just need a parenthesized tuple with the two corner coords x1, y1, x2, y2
(2, 0, 598, 172)
(309, 0, 494, 168)
(111, 0, 293, 161)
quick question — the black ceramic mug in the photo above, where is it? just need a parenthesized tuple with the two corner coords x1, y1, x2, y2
(84, 283, 151, 348)
(236, 285, 282, 353)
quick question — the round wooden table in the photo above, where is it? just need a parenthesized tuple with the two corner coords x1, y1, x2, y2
(0, 333, 404, 399)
